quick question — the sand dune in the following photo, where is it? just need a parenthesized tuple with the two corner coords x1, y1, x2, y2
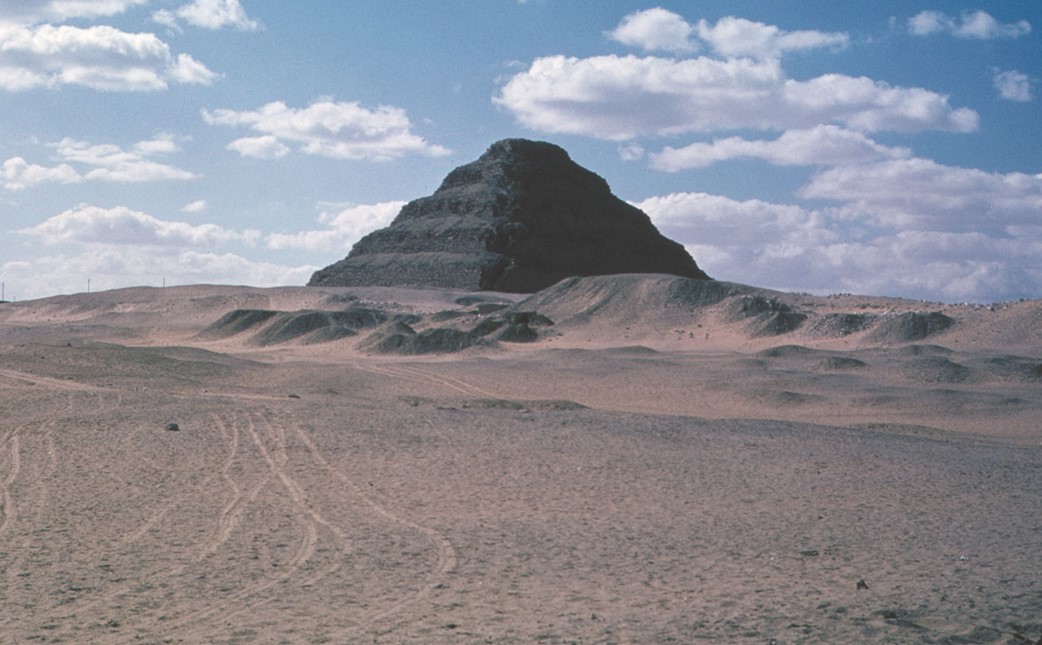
(1, 276, 1040, 643)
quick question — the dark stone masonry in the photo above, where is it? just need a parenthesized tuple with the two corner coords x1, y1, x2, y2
(308, 138, 710, 293)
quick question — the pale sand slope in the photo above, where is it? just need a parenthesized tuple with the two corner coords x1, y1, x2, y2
(0, 278, 1040, 644)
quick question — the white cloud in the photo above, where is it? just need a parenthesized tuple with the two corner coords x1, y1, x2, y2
(2, 156, 81, 190)
(817, 232, 1042, 303)
(606, 8, 697, 53)
(635, 190, 1042, 303)
(994, 69, 1032, 102)
(133, 136, 180, 156)
(0, 22, 216, 91)
(907, 10, 953, 36)
(606, 11, 848, 60)
(617, 142, 645, 161)
(637, 191, 839, 293)
(173, 251, 315, 286)
(41, 136, 198, 184)
(696, 16, 848, 60)
(181, 199, 208, 213)
(908, 10, 1031, 39)
(151, 9, 180, 30)
(23, 204, 258, 246)
(226, 135, 290, 159)
(167, 52, 219, 85)
(801, 158, 1042, 230)
(0, 0, 149, 24)
(1, 248, 315, 299)
(6, 204, 316, 298)
(650, 125, 911, 170)
(153, 0, 260, 32)
(494, 54, 977, 140)
(782, 74, 978, 133)
(3, 135, 197, 190)
(630, 150, 1042, 302)
(82, 160, 195, 183)
(266, 201, 406, 252)
(203, 100, 451, 161)
(955, 10, 1031, 39)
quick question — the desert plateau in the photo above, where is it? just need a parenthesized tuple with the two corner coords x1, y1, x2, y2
(0, 275, 1040, 644)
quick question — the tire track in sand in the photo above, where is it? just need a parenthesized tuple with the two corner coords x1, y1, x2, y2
(359, 361, 498, 398)
(0, 367, 106, 393)
(2, 418, 58, 551)
(283, 410, 458, 629)
(194, 412, 272, 558)
(158, 407, 358, 643)
(245, 410, 319, 571)
(0, 430, 21, 537)
(2, 393, 79, 593)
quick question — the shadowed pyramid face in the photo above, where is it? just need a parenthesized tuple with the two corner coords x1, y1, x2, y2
(308, 139, 709, 293)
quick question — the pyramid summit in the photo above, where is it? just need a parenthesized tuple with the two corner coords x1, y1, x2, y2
(308, 138, 710, 293)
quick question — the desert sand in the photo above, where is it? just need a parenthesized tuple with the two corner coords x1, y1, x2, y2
(0, 276, 1040, 644)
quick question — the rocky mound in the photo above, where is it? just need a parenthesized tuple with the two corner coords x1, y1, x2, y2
(725, 294, 807, 337)
(308, 139, 709, 292)
(200, 307, 388, 346)
(197, 299, 555, 353)
(516, 273, 744, 325)
(361, 322, 482, 355)
(867, 312, 955, 343)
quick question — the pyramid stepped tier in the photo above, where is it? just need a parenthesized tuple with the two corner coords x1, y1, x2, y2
(308, 139, 709, 293)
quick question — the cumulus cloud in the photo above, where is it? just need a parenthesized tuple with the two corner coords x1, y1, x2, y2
(606, 8, 697, 53)
(650, 125, 911, 170)
(606, 11, 848, 60)
(696, 16, 848, 60)
(153, 0, 260, 32)
(7, 203, 316, 298)
(2, 157, 81, 191)
(495, 55, 978, 140)
(167, 52, 219, 85)
(0, 0, 149, 24)
(637, 191, 836, 282)
(801, 157, 1042, 230)
(181, 199, 208, 212)
(907, 10, 955, 36)
(266, 201, 406, 252)
(3, 135, 198, 189)
(908, 10, 1031, 39)
(630, 147, 1042, 301)
(7, 136, 196, 187)
(617, 142, 645, 161)
(203, 100, 451, 161)
(23, 204, 258, 246)
(0, 22, 216, 91)
(635, 190, 1042, 303)
(994, 69, 1032, 102)
(1, 248, 314, 299)
(53, 137, 199, 183)
(226, 135, 290, 160)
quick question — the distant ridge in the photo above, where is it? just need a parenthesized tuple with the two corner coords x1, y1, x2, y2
(308, 138, 710, 292)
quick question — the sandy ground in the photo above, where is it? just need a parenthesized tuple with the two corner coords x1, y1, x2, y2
(0, 280, 1040, 644)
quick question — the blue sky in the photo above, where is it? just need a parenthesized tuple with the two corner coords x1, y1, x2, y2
(1, 1, 1040, 303)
